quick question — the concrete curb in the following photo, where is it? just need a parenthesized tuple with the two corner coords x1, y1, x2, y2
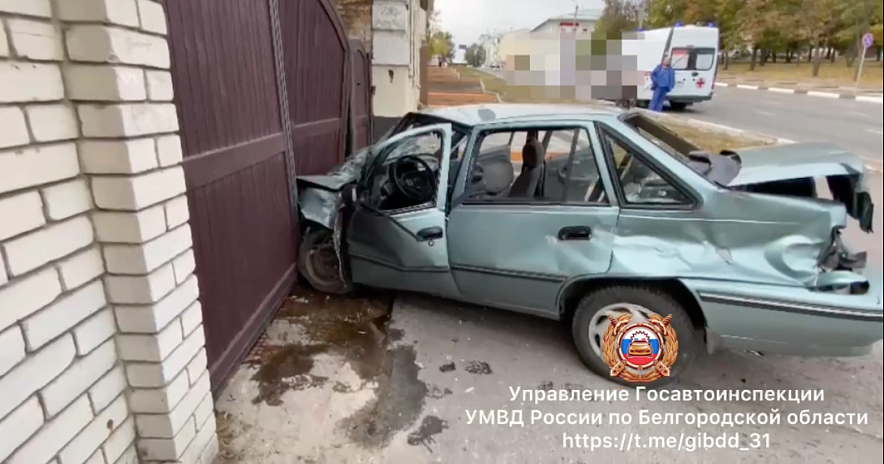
(716, 82, 883, 104)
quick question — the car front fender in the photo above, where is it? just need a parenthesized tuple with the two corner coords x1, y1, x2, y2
(298, 187, 341, 230)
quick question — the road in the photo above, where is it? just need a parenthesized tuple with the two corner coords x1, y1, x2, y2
(679, 87, 883, 167)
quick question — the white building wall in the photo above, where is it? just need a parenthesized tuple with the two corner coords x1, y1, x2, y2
(1, 1, 217, 463)
(372, 0, 425, 117)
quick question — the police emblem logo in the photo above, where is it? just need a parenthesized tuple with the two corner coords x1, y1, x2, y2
(601, 312, 678, 383)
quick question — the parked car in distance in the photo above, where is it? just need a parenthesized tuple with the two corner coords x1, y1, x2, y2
(294, 104, 881, 386)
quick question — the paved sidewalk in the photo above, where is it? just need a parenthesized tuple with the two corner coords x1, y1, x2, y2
(427, 67, 499, 107)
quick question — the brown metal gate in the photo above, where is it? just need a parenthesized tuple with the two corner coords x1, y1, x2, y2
(279, 0, 351, 175)
(350, 40, 372, 150)
(164, 0, 354, 392)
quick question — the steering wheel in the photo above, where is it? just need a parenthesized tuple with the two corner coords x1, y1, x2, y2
(391, 155, 437, 202)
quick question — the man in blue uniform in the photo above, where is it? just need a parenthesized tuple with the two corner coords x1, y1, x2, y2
(649, 55, 675, 112)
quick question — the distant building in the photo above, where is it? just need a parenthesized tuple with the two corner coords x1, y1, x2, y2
(531, 8, 604, 35)
(478, 34, 499, 67)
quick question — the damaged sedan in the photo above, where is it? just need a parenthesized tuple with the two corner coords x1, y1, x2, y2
(295, 104, 882, 385)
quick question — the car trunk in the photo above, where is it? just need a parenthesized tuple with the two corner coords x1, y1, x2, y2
(686, 142, 875, 234)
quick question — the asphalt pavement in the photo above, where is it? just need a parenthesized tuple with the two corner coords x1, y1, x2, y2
(680, 86, 883, 166)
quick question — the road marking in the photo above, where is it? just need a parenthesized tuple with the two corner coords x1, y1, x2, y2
(807, 91, 840, 99)
(856, 95, 884, 104)
(756, 110, 775, 116)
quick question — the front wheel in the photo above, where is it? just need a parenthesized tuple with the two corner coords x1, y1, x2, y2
(298, 228, 353, 294)
(571, 286, 698, 387)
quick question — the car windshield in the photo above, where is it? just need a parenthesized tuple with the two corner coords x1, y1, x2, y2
(361, 113, 470, 184)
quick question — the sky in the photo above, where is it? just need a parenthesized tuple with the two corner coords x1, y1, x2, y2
(435, 0, 606, 46)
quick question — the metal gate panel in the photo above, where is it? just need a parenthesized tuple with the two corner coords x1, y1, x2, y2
(165, 0, 297, 393)
(279, 0, 351, 176)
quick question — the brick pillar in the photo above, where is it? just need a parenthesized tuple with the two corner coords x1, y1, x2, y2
(57, 1, 218, 463)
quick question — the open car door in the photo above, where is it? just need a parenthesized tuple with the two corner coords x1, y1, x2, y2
(346, 123, 460, 297)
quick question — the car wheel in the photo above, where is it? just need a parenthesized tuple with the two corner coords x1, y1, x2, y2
(298, 228, 353, 295)
(668, 102, 689, 111)
(571, 286, 698, 387)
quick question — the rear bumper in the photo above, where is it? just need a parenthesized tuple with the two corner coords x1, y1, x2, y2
(668, 95, 713, 104)
(683, 269, 883, 356)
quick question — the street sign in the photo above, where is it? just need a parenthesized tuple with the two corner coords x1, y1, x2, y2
(862, 33, 874, 49)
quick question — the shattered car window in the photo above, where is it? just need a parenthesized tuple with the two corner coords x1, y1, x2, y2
(603, 131, 691, 205)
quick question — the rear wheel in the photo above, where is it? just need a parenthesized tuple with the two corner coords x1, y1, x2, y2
(571, 286, 698, 387)
(668, 102, 689, 111)
(298, 228, 353, 294)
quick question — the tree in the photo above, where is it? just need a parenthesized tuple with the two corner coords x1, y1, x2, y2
(835, 0, 878, 73)
(595, 0, 643, 38)
(429, 31, 454, 63)
(464, 43, 486, 67)
(788, 0, 845, 76)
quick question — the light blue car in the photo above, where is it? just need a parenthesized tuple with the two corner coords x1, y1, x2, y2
(295, 104, 881, 385)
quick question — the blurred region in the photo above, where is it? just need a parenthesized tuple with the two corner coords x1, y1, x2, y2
(497, 29, 643, 102)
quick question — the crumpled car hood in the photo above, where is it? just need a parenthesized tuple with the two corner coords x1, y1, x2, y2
(296, 147, 370, 192)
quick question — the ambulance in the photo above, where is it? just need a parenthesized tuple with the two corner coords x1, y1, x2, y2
(630, 25, 720, 110)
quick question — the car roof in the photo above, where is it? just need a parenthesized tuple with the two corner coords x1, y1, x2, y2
(418, 103, 625, 127)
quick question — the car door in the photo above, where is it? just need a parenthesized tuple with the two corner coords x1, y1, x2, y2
(346, 124, 460, 298)
(446, 122, 620, 317)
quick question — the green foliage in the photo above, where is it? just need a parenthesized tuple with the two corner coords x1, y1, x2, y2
(640, 0, 881, 60)
(429, 31, 454, 61)
(464, 44, 487, 67)
(595, 0, 641, 38)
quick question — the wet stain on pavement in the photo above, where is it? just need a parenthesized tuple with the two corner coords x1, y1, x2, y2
(407, 416, 449, 452)
(439, 362, 456, 373)
(250, 287, 394, 405)
(340, 345, 428, 447)
(465, 361, 492, 375)
(250, 344, 329, 405)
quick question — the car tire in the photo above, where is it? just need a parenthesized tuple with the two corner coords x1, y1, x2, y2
(571, 285, 698, 387)
(298, 228, 354, 295)
(668, 102, 689, 111)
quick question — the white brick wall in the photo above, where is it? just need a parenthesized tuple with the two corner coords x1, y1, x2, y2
(7, 18, 64, 61)
(0, 143, 81, 195)
(26, 104, 79, 142)
(80, 138, 158, 174)
(2, 1, 216, 463)
(0, 106, 29, 148)
(57, 0, 141, 28)
(66, 65, 148, 102)
(0, 62, 64, 102)
(66, 26, 170, 69)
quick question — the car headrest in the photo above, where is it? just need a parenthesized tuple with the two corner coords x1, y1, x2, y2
(522, 140, 544, 169)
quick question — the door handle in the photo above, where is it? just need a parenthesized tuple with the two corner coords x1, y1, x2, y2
(558, 226, 592, 240)
(417, 226, 443, 241)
